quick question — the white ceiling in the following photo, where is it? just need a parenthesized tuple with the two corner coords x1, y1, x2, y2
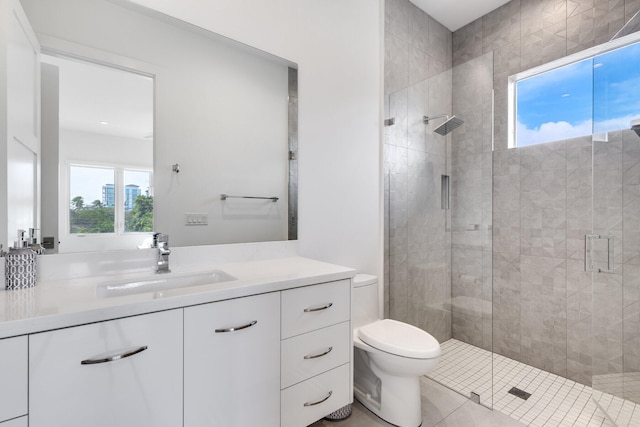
(42, 54, 153, 141)
(409, 0, 512, 32)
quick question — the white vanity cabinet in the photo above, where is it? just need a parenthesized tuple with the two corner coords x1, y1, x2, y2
(184, 292, 281, 427)
(280, 279, 352, 427)
(0, 336, 28, 423)
(29, 309, 183, 427)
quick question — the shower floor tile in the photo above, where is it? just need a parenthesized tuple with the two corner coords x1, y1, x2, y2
(428, 339, 640, 426)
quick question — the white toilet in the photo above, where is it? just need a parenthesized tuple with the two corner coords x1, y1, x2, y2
(352, 274, 441, 427)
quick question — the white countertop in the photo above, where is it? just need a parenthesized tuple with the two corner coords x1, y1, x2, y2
(0, 256, 355, 339)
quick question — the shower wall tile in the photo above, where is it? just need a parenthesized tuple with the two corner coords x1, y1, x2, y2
(427, 71, 452, 157)
(428, 15, 452, 68)
(520, 255, 568, 377)
(482, 0, 522, 53)
(592, 266, 624, 381)
(453, 18, 483, 67)
(407, 80, 429, 152)
(567, 258, 592, 385)
(520, 142, 568, 259)
(408, 2, 430, 53)
(567, 8, 596, 54)
(568, 0, 596, 17)
(451, 245, 486, 349)
(567, 140, 592, 262)
(385, 0, 410, 42)
(594, 0, 625, 45)
(408, 44, 431, 86)
(408, 249, 452, 342)
(385, 32, 409, 96)
(627, 0, 640, 21)
(385, 89, 409, 148)
(493, 252, 522, 360)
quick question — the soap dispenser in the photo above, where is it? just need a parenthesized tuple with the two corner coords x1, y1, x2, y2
(4, 230, 37, 290)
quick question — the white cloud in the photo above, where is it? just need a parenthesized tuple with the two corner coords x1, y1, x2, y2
(517, 113, 640, 147)
(594, 114, 640, 134)
(517, 119, 593, 146)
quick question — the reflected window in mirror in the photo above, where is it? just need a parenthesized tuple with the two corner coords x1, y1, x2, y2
(68, 165, 153, 235)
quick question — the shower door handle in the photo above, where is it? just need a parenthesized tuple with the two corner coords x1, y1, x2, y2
(586, 234, 614, 273)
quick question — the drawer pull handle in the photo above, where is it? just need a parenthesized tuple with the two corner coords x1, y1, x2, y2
(81, 345, 148, 365)
(304, 346, 333, 360)
(215, 320, 258, 333)
(304, 302, 333, 313)
(304, 390, 332, 407)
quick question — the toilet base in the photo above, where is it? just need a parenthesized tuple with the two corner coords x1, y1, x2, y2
(353, 374, 422, 427)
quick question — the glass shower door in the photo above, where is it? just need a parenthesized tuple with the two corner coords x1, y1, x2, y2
(591, 128, 640, 426)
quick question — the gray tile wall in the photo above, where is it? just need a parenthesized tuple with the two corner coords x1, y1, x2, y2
(450, 54, 494, 352)
(452, 0, 640, 386)
(384, 0, 453, 344)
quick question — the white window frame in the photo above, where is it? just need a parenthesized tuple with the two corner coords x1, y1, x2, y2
(508, 31, 640, 149)
(60, 161, 153, 253)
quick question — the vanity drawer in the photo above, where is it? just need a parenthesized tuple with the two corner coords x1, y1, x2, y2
(0, 336, 27, 423)
(281, 279, 350, 338)
(281, 321, 350, 389)
(29, 309, 183, 427)
(281, 363, 350, 427)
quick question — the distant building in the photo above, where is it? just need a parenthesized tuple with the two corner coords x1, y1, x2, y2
(102, 184, 115, 207)
(125, 184, 141, 211)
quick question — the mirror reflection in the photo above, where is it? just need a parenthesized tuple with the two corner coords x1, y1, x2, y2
(17, 0, 298, 253)
(42, 54, 154, 253)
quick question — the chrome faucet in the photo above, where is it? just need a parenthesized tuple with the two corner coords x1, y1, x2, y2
(153, 233, 171, 274)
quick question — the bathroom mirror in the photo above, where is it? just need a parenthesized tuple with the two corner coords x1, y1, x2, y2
(18, 0, 298, 252)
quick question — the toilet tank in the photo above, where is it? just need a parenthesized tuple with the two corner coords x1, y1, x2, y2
(352, 274, 379, 329)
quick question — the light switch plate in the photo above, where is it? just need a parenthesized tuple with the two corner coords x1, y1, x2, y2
(184, 213, 208, 226)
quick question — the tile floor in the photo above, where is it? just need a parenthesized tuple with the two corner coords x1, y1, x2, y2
(309, 376, 525, 427)
(429, 339, 640, 426)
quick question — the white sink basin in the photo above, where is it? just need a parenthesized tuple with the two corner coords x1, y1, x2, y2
(97, 270, 236, 298)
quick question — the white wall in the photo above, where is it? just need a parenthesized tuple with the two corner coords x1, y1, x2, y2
(126, 0, 384, 274)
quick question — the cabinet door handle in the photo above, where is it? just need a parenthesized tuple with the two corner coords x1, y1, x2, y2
(215, 320, 257, 333)
(81, 345, 148, 365)
(303, 302, 333, 313)
(304, 346, 333, 360)
(304, 390, 332, 407)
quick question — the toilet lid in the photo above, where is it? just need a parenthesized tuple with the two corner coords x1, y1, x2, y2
(358, 319, 441, 359)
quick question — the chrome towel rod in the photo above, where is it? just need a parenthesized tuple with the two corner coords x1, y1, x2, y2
(220, 194, 279, 202)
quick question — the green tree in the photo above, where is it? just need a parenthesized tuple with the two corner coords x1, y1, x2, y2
(126, 195, 153, 232)
(71, 196, 84, 211)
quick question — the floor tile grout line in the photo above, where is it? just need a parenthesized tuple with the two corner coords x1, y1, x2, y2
(430, 339, 640, 427)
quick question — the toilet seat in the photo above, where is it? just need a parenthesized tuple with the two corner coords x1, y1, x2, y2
(358, 319, 441, 359)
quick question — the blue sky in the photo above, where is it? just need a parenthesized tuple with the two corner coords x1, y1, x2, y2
(516, 40, 640, 146)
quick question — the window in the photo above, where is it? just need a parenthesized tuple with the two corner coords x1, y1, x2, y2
(511, 38, 640, 147)
(69, 164, 153, 235)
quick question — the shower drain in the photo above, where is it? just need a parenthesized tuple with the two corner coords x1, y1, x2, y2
(508, 387, 532, 400)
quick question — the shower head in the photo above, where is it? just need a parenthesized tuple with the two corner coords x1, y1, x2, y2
(632, 118, 640, 137)
(423, 114, 464, 136)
